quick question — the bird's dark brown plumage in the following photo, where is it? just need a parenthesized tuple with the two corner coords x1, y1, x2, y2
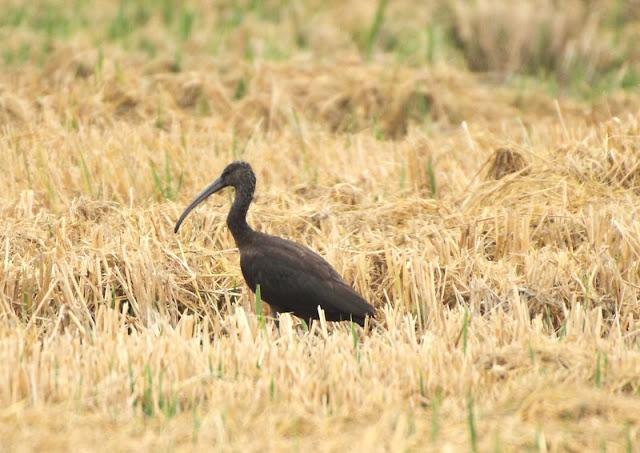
(174, 161, 375, 326)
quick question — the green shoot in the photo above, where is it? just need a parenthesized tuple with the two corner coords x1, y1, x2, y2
(595, 351, 602, 388)
(255, 283, 265, 330)
(192, 406, 201, 444)
(426, 24, 436, 63)
(427, 156, 437, 197)
(128, 360, 135, 396)
(364, 0, 389, 60)
(149, 150, 183, 201)
(467, 394, 478, 453)
(142, 364, 154, 417)
(179, 8, 195, 41)
(462, 308, 470, 354)
(528, 342, 536, 365)
(351, 320, 360, 362)
(161, 0, 175, 25)
(77, 150, 94, 196)
(234, 78, 247, 100)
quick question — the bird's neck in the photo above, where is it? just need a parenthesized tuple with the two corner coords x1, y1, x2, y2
(227, 184, 254, 245)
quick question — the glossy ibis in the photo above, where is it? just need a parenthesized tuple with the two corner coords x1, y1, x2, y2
(174, 161, 375, 327)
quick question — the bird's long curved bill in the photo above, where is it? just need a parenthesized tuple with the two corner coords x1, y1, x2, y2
(174, 177, 226, 233)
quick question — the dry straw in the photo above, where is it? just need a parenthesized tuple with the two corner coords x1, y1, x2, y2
(1, 1, 640, 450)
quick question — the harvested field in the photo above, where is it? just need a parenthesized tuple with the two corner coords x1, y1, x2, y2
(1, 1, 640, 451)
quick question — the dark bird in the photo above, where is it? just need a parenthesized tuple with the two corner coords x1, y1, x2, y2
(174, 161, 375, 327)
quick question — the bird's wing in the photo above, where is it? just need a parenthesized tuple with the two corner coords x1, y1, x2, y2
(239, 235, 374, 321)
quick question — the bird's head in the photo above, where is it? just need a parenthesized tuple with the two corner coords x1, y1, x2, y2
(174, 161, 256, 233)
(219, 161, 255, 189)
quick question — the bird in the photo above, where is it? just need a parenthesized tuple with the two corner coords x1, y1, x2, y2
(174, 161, 375, 327)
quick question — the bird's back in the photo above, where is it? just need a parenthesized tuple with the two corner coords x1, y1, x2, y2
(239, 232, 374, 325)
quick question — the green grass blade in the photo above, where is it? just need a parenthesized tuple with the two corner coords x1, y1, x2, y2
(364, 0, 389, 60)
(467, 394, 478, 453)
(255, 283, 265, 330)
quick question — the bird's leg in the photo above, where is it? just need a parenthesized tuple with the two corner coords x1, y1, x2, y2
(305, 318, 315, 332)
(269, 305, 282, 329)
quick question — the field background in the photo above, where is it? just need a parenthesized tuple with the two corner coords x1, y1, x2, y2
(1, 0, 640, 451)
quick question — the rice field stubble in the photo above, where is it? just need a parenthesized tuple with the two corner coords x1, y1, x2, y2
(1, 1, 640, 451)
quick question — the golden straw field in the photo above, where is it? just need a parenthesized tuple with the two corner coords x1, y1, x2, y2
(1, 1, 640, 451)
